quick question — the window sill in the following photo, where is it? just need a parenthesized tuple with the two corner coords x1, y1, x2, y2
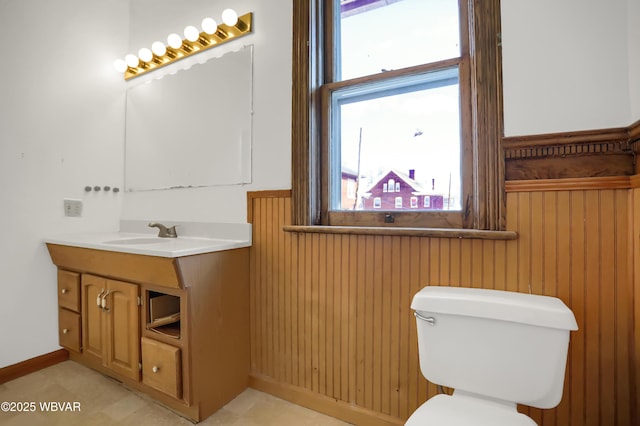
(283, 225, 517, 240)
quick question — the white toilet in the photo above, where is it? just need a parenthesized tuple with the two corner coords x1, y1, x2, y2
(406, 286, 578, 425)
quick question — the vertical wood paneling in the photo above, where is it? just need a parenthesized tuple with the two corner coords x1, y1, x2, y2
(249, 187, 635, 426)
(570, 191, 587, 426)
(632, 187, 640, 424)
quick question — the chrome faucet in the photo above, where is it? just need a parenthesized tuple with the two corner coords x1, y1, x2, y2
(148, 222, 178, 238)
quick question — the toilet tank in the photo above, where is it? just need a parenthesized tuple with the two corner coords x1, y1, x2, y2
(411, 286, 578, 409)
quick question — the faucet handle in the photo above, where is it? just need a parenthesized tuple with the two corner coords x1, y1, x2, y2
(166, 226, 178, 238)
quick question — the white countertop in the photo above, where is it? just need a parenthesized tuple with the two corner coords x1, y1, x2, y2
(45, 221, 252, 258)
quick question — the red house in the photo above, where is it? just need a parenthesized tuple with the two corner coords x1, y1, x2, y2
(341, 168, 359, 209)
(362, 169, 444, 210)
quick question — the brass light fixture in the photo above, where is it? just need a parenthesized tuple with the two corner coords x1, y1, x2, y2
(114, 9, 252, 80)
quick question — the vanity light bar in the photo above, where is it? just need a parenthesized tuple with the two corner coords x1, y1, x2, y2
(114, 11, 252, 81)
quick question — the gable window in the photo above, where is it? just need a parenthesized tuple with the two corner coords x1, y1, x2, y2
(292, 0, 505, 230)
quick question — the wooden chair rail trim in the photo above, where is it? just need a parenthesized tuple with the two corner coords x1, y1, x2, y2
(0, 349, 69, 384)
(505, 176, 635, 192)
(504, 142, 631, 160)
(502, 126, 633, 150)
(629, 119, 640, 143)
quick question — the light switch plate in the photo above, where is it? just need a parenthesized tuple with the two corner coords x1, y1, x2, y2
(63, 199, 83, 217)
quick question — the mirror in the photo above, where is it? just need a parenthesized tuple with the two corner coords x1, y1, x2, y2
(124, 46, 252, 191)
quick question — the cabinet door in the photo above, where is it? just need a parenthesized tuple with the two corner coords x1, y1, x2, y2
(81, 274, 105, 363)
(104, 279, 140, 381)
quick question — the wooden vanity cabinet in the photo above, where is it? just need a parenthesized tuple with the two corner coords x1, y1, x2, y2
(47, 244, 250, 423)
(81, 274, 141, 382)
(56, 270, 81, 352)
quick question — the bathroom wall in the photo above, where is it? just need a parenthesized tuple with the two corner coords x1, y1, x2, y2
(120, 0, 293, 223)
(1, 4, 637, 417)
(247, 1, 639, 425)
(0, 0, 128, 367)
(630, 0, 640, 118)
(501, 0, 632, 136)
(248, 187, 635, 425)
(0, 0, 291, 368)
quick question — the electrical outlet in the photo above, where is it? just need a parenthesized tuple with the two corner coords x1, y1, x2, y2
(63, 199, 83, 217)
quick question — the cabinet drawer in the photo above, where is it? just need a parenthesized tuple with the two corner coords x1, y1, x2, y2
(58, 308, 81, 352)
(58, 270, 80, 312)
(141, 337, 182, 399)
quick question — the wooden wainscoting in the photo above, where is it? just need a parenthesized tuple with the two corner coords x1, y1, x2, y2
(631, 183, 640, 423)
(247, 188, 635, 426)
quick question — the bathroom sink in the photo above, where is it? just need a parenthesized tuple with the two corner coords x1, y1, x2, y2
(45, 221, 252, 257)
(102, 237, 168, 245)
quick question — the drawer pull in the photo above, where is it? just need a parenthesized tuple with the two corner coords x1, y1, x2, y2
(152, 366, 159, 373)
(61, 288, 68, 294)
(62, 328, 69, 334)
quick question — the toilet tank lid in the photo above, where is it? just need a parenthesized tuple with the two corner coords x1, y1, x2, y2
(411, 286, 578, 331)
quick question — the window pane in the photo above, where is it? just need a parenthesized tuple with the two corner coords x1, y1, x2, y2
(338, 0, 460, 81)
(331, 68, 461, 212)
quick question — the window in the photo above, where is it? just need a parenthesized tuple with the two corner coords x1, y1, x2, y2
(395, 197, 403, 208)
(410, 197, 418, 208)
(292, 0, 505, 230)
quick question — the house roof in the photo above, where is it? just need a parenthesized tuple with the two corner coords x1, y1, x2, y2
(341, 167, 358, 178)
(363, 169, 427, 195)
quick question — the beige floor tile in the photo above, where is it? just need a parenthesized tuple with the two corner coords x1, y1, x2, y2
(0, 361, 352, 425)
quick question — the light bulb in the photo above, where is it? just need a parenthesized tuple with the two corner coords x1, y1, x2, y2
(138, 48, 153, 63)
(151, 41, 166, 56)
(202, 17, 217, 35)
(113, 59, 127, 73)
(221, 9, 238, 26)
(125, 54, 139, 68)
(167, 33, 183, 49)
(184, 25, 200, 42)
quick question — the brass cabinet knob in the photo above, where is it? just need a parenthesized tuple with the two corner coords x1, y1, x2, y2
(62, 328, 69, 334)
(152, 366, 159, 373)
(61, 288, 67, 294)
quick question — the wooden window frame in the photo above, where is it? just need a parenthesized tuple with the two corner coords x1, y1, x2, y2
(291, 0, 505, 230)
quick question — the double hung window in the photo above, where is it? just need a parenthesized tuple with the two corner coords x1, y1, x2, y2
(292, 0, 504, 230)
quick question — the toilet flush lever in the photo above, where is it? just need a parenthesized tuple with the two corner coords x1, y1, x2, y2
(414, 312, 437, 326)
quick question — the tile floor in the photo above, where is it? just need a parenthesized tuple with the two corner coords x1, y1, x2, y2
(0, 361, 351, 425)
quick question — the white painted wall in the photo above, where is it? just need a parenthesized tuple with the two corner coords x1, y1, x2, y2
(120, 0, 293, 223)
(501, 0, 632, 136)
(0, 0, 128, 367)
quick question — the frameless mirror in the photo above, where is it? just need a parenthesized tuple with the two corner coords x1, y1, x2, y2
(124, 46, 252, 191)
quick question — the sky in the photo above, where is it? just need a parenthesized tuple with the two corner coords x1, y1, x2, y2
(336, 0, 462, 207)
